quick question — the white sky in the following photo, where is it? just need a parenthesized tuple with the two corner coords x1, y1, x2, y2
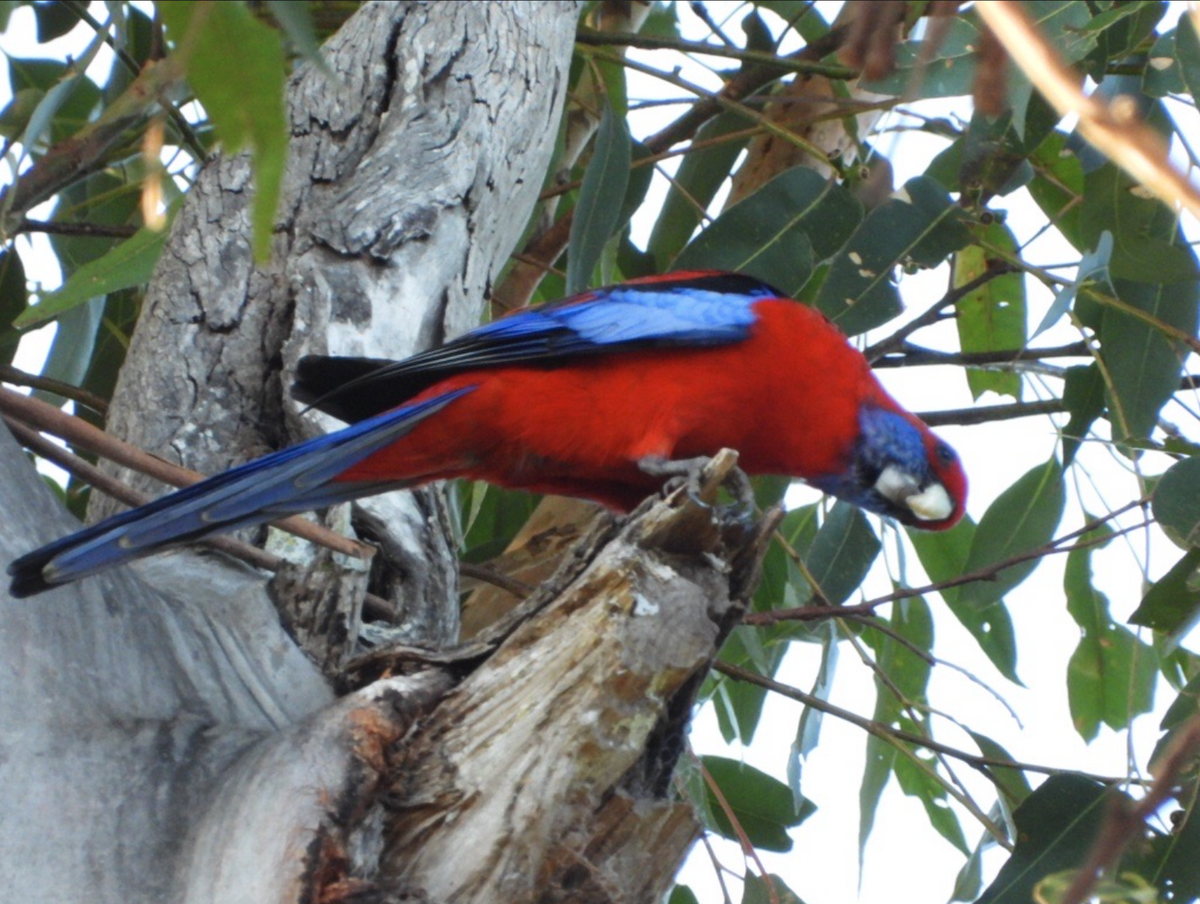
(2, 3, 1198, 904)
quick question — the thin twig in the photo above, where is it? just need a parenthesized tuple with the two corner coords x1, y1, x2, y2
(749, 502, 1151, 625)
(15, 218, 139, 240)
(918, 399, 1064, 427)
(575, 28, 855, 79)
(864, 264, 1017, 363)
(714, 661, 1135, 788)
(872, 341, 1090, 369)
(0, 364, 109, 414)
(458, 562, 535, 599)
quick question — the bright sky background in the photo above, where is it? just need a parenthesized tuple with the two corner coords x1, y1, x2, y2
(2, 3, 1198, 903)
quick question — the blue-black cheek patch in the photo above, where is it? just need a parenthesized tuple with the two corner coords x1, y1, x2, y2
(808, 407, 934, 518)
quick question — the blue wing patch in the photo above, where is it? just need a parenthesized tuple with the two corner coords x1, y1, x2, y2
(294, 271, 781, 423)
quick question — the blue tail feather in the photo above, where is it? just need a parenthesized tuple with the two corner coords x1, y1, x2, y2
(7, 386, 474, 597)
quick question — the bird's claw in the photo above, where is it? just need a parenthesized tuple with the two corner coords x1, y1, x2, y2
(638, 450, 757, 515)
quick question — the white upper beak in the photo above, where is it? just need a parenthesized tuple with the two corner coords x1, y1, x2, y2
(875, 465, 953, 522)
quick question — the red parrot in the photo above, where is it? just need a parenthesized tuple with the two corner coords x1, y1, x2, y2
(8, 271, 966, 598)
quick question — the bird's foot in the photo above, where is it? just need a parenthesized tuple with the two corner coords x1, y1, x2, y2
(638, 450, 756, 515)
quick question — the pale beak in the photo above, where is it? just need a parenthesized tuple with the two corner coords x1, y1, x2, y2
(906, 483, 953, 521)
(874, 466, 953, 522)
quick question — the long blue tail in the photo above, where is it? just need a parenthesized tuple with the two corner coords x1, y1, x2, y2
(7, 387, 473, 598)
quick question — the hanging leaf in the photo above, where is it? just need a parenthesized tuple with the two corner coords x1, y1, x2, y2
(1130, 547, 1200, 635)
(647, 110, 755, 268)
(954, 222, 1026, 400)
(1064, 522, 1157, 740)
(565, 103, 630, 295)
(804, 501, 881, 605)
(159, 1, 288, 261)
(959, 457, 1066, 610)
(698, 756, 814, 852)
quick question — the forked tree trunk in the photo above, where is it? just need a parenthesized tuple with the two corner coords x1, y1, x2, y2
(0, 3, 774, 902)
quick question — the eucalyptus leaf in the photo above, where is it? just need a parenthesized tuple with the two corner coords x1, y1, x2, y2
(566, 104, 630, 295)
(159, 1, 288, 261)
(816, 177, 969, 335)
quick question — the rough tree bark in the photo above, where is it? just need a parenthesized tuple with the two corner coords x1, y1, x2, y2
(0, 3, 775, 902)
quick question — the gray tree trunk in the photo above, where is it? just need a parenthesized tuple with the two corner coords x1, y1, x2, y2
(0, 3, 771, 902)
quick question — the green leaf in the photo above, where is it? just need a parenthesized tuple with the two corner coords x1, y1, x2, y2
(1152, 457, 1200, 549)
(14, 35, 106, 158)
(38, 296, 104, 405)
(1083, 1, 1165, 64)
(1144, 29, 1183, 98)
(954, 223, 1025, 401)
(0, 249, 28, 366)
(668, 885, 700, 904)
(861, 13, 982, 98)
(160, 1, 288, 261)
(804, 501, 881, 605)
(15, 223, 170, 330)
(1130, 548, 1200, 636)
(742, 873, 806, 904)
(1060, 364, 1106, 468)
(674, 167, 862, 297)
(960, 457, 1066, 610)
(566, 103, 630, 295)
(976, 775, 1116, 904)
(263, 0, 326, 66)
(860, 596, 934, 861)
(1079, 164, 1198, 283)
(712, 626, 787, 745)
(617, 140, 653, 230)
(646, 110, 753, 268)
(1030, 0, 1100, 65)
(33, 1, 80, 42)
(816, 176, 970, 335)
(1176, 13, 1200, 113)
(908, 516, 975, 608)
(966, 730, 1032, 807)
(459, 483, 540, 562)
(699, 756, 814, 852)
(950, 459, 1067, 681)
(1065, 522, 1157, 740)
(859, 732, 894, 868)
(1026, 130, 1085, 250)
(893, 748, 969, 854)
(871, 595, 934, 718)
(1098, 277, 1199, 447)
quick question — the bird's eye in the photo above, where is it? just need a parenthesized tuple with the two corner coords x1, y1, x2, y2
(935, 443, 955, 465)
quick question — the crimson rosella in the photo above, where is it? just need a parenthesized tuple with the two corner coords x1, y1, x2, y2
(8, 271, 966, 597)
